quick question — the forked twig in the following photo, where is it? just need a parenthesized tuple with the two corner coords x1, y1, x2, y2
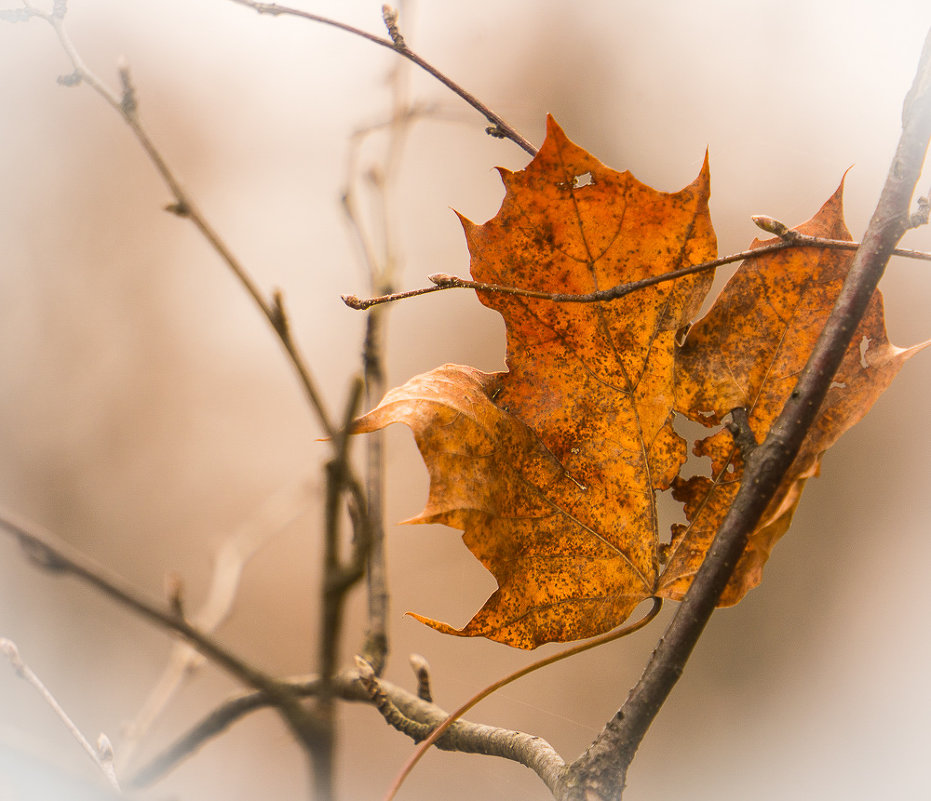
(120, 479, 316, 766)
(131, 665, 566, 791)
(0, 508, 325, 766)
(340, 31, 422, 673)
(380, 598, 663, 801)
(12, 2, 377, 779)
(129, 601, 662, 793)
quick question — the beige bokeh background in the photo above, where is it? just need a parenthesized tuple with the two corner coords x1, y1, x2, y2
(1, 2, 930, 800)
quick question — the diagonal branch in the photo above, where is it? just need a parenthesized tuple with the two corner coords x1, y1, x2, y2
(120, 479, 316, 766)
(0, 508, 308, 716)
(0, 506, 378, 797)
(226, 0, 537, 156)
(1, 638, 122, 794)
(25, 1, 338, 440)
(561, 26, 931, 801)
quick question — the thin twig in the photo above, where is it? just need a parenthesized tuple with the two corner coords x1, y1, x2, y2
(20, 7, 381, 788)
(319, 376, 367, 695)
(342, 234, 931, 311)
(0, 508, 319, 757)
(561, 25, 931, 801)
(25, 2, 338, 439)
(130, 674, 328, 788)
(18, 5, 379, 792)
(360, 315, 390, 673)
(226, 0, 536, 156)
(408, 654, 432, 703)
(0, 638, 122, 793)
(355, 657, 434, 742)
(120, 479, 316, 767)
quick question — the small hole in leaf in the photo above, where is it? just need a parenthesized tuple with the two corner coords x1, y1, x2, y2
(859, 335, 871, 369)
(671, 413, 716, 480)
(830, 381, 846, 389)
(675, 323, 691, 347)
(656, 491, 686, 548)
(572, 171, 594, 189)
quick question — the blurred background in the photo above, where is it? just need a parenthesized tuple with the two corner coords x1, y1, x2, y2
(1, 1, 930, 799)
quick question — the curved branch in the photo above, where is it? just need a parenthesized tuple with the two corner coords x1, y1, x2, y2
(226, 0, 537, 157)
(381, 598, 662, 801)
(132, 669, 566, 795)
(130, 675, 326, 788)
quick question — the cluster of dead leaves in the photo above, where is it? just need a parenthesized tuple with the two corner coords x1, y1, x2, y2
(353, 116, 928, 649)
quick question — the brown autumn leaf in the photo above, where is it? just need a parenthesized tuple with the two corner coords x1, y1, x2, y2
(355, 116, 715, 648)
(659, 185, 930, 604)
(353, 116, 928, 648)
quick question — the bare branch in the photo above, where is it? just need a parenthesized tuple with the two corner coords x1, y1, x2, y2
(342, 234, 931, 311)
(27, 2, 339, 439)
(120, 480, 316, 766)
(20, 7, 379, 791)
(302, 375, 368, 799)
(131, 682, 307, 787)
(319, 377, 367, 696)
(1, 638, 122, 794)
(338, 41, 426, 674)
(225, 0, 537, 156)
(355, 656, 434, 742)
(382, 598, 662, 801)
(562, 25, 931, 801)
(132, 668, 566, 794)
(0, 508, 320, 752)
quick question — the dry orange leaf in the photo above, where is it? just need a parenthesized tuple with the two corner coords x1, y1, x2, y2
(661, 184, 930, 604)
(353, 116, 928, 648)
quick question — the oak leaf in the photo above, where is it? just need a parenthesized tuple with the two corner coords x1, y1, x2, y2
(353, 116, 928, 648)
